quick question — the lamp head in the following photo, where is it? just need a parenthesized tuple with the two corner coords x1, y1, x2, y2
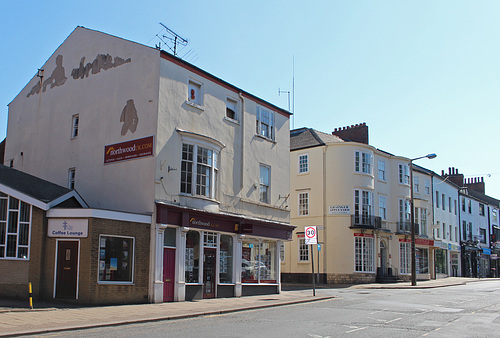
(426, 153, 437, 159)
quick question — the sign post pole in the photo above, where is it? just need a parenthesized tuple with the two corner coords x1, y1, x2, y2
(305, 226, 317, 296)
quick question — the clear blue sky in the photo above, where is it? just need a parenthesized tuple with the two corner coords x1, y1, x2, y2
(1, 1, 499, 197)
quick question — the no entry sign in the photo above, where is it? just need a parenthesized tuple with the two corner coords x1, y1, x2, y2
(305, 226, 317, 245)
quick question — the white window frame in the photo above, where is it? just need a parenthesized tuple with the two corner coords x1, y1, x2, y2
(420, 208, 427, 237)
(298, 238, 309, 262)
(424, 179, 430, 195)
(413, 176, 419, 193)
(68, 168, 76, 190)
(378, 160, 386, 181)
(71, 114, 79, 138)
(354, 236, 374, 272)
(0, 194, 32, 260)
(400, 242, 411, 274)
(259, 164, 270, 204)
(354, 189, 373, 224)
(225, 97, 238, 122)
(355, 151, 372, 174)
(180, 136, 221, 200)
(187, 79, 203, 108)
(398, 163, 410, 185)
(256, 106, 275, 141)
(378, 195, 387, 220)
(298, 153, 309, 174)
(298, 192, 309, 216)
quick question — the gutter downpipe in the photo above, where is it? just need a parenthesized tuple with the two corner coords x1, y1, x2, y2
(239, 92, 245, 192)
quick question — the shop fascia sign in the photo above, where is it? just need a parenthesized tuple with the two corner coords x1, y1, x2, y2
(48, 219, 88, 238)
(104, 135, 154, 164)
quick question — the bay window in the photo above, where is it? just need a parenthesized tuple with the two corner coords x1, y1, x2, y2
(181, 143, 219, 199)
(354, 235, 374, 272)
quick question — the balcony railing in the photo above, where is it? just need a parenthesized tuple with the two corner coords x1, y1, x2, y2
(350, 214, 382, 229)
(397, 221, 420, 235)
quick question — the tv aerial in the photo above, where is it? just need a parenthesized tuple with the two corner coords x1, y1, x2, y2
(156, 23, 189, 57)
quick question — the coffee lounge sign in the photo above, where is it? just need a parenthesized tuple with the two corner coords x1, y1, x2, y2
(48, 219, 88, 238)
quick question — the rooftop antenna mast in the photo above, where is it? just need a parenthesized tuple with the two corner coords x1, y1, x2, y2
(159, 23, 188, 57)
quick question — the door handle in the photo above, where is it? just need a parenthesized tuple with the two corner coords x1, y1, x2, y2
(165, 278, 171, 282)
(64, 267, 71, 270)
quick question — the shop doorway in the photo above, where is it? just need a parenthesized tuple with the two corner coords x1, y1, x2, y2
(163, 248, 175, 302)
(55, 241, 79, 299)
(203, 248, 216, 298)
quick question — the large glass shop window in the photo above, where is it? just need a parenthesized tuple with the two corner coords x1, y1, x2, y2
(219, 235, 233, 283)
(185, 231, 200, 283)
(242, 239, 277, 283)
(99, 236, 134, 282)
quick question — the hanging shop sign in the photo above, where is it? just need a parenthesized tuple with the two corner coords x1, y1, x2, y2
(48, 219, 88, 238)
(104, 136, 154, 164)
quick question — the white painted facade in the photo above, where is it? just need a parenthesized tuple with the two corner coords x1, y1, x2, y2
(5, 27, 292, 302)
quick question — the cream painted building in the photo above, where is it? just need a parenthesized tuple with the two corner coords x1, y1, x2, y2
(282, 125, 434, 284)
(4, 27, 294, 303)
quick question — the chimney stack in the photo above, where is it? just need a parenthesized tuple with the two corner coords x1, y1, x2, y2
(332, 122, 369, 144)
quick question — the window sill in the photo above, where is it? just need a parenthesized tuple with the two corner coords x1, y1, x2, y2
(224, 116, 240, 125)
(179, 193, 220, 204)
(185, 100, 204, 111)
(354, 171, 374, 178)
(98, 281, 135, 285)
(254, 133, 276, 144)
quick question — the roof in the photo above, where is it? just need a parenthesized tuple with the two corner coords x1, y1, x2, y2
(290, 128, 344, 151)
(0, 164, 87, 210)
(466, 188, 500, 208)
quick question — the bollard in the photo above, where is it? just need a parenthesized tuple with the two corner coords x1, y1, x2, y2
(28, 282, 33, 309)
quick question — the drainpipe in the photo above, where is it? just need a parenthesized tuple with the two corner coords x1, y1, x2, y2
(322, 145, 327, 280)
(239, 92, 245, 193)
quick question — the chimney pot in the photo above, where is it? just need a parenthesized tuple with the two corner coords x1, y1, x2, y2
(442, 170, 445, 176)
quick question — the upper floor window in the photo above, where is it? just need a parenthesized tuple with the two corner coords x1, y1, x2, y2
(298, 192, 309, 216)
(226, 97, 238, 121)
(0, 193, 31, 260)
(68, 168, 76, 190)
(188, 79, 203, 107)
(354, 189, 372, 224)
(180, 143, 219, 199)
(468, 200, 472, 214)
(479, 203, 485, 216)
(462, 197, 466, 212)
(454, 199, 457, 215)
(298, 154, 309, 174)
(480, 228, 487, 243)
(413, 176, 420, 193)
(378, 160, 386, 181)
(379, 195, 387, 220)
(436, 191, 440, 208)
(71, 114, 79, 138)
(259, 164, 270, 203)
(355, 151, 372, 174)
(424, 179, 430, 195)
(398, 163, 410, 185)
(441, 194, 445, 210)
(399, 199, 411, 224)
(448, 197, 452, 213)
(256, 106, 275, 141)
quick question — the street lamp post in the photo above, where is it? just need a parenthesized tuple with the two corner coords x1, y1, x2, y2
(410, 153, 437, 286)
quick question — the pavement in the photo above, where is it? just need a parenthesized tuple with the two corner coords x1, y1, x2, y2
(0, 277, 493, 337)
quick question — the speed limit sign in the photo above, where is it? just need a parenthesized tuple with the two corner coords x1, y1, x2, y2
(304, 226, 317, 245)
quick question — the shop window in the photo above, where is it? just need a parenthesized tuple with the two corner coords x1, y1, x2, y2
(242, 239, 277, 284)
(98, 235, 134, 283)
(242, 240, 259, 282)
(0, 194, 31, 260)
(219, 235, 233, 284)
(163, 227, 176, 247)
(185, 231, 200, 283)
(416, 248, 429, 274)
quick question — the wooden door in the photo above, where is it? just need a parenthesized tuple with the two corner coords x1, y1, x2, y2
(55, 241, 78, 299)
(163, 248, 175, 302)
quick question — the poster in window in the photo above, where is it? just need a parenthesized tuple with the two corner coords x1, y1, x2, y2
(100, 249, 106, 260)
(110, 257, 118, 271)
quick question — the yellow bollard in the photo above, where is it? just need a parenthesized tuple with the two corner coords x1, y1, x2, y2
(28, 282, 33, 310)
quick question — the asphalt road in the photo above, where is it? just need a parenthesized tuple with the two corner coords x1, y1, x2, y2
(35, 280, 500, 337)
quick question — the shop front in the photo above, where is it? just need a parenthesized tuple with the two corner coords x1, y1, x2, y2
(433, 241, 448, 278)
(155, 203, 294, 302)
(415, 238, 434, 280)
